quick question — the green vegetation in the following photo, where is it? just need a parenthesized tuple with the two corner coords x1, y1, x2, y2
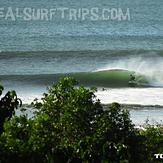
(0, 77, 163, 163)
(0, 85, 22, 134)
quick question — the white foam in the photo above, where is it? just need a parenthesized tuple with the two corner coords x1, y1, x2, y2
(14, 87, 163, 125)
(95, 53, 163, 87)
(96, 87, 163, 105)
(13, 87, 163, 106)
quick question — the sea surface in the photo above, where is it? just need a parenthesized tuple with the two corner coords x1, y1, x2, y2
(0, 0, 163, 124)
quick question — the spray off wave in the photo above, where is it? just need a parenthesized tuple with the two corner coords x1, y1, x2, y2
(96, 52, 163, 87)
(1, 50, 163, 88)
(0, 70, 148, 88)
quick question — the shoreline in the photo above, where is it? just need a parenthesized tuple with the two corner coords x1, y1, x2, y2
(103, 103, 163, 110)
(18, 103, 163, 126)
(21, 101, 163, 109)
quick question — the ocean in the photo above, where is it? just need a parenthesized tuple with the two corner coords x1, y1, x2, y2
(0, 0, 163, 124)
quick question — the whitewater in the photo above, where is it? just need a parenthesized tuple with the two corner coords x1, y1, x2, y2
(0, 0, 163, 124)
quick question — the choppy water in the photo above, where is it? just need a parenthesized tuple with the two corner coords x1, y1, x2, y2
(0, 0, 163, 51)
(0, 0, 163, 123)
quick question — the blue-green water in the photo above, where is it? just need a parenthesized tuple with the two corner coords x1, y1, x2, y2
(0, 0, 163, 119)
(0, 0, 163, 51)
(0, 0, 163, 124)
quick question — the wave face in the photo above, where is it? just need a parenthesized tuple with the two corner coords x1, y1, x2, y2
(0, 70, 148, 88)
(0, 0, 163, 107)
(0, 50, 163, 87)
(0, 0, 163, 87)
(0, 50, 163, 75)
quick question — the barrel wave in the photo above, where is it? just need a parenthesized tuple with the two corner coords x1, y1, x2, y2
(0, 69, 149, 88)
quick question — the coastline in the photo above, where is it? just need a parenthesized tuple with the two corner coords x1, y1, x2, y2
(17, 102, 163, 126)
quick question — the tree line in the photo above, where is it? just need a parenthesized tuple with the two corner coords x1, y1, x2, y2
(0, 77, 163, 163)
